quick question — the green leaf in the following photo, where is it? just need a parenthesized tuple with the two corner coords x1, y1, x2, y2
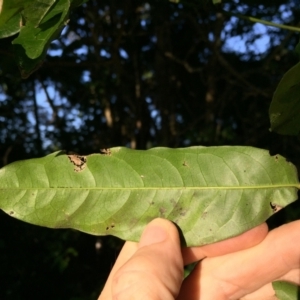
(70, 0, 89, 8)
(0, 0, 54, 38)
(0, 0, 25, 38)
(269, 61, 300, 135)
(8, 0, 70, 77)
(12, 0, 69, 59)
(273, 281, 300, 300)
(0, 0, 87, 77)
(0, 12, 21, 38)
(0, 146, 298, 246)
(11, 45, 46, 78)
(22, 0, 56, 28)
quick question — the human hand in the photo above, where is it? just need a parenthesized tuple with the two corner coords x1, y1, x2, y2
(187, 220, 300, 300)
(98, 218, 300, 300)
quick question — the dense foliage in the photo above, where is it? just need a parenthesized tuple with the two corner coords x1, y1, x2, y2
(0, 0, 300, 299)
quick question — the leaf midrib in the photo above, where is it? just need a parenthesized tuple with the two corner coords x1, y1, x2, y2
(1, 184, 299, 191)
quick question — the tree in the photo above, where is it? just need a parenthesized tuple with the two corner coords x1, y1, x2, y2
(0, 0, 300, 299)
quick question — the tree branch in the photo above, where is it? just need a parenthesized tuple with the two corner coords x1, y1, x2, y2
(215, 51, 269, 97)
(164, 52, 202, 73)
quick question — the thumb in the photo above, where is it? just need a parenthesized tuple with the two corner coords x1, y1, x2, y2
(112, 218, 184, 300)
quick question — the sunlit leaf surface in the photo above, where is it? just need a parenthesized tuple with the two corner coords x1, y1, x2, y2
(0, 146, 298, 246)
(0, 0, 28, 38)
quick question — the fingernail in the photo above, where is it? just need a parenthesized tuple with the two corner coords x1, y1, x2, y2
(139, 225, 168, 247)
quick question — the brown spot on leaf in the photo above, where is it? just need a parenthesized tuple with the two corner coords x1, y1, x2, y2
(100, 148, 111, 155)
(106, 223, 115, 230)
(159, 207, 166, 216)
(270, 202, 281, 212)
(201, 211, 208, 219)
(9, 211, 14, 215)
(170, 198, 176, 204)
(182, 161, 189, 167)
(68, 153, 87, 172)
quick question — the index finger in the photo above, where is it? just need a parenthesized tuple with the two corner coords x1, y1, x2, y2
(182, 222, 268, 265)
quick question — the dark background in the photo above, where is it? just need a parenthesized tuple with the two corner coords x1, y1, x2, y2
(0, 0, 300, 299)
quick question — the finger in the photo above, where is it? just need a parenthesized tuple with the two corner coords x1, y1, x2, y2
(182, 222, 268, 265)
(241, 268, 300, 300)
(240, 283, 277, 300)
(280, 268, 300, 285)
(100, 222, 268, 299)
(178, 220, 300, 300)
(111, 218, 183, 300)
(98, 241, 139, 300)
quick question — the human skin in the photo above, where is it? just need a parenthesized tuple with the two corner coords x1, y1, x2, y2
(98, 218, 300, 300)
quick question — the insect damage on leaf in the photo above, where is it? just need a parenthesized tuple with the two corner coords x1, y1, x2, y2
(270, 202, 282, 213)
(67, 153, 87, 172)
(105, 223, 115, 230)
(100, 148, 111, 155)
(182, 161, 189, 167)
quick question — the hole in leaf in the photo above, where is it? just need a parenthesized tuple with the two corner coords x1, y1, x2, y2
(67, 153, 87, 172)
